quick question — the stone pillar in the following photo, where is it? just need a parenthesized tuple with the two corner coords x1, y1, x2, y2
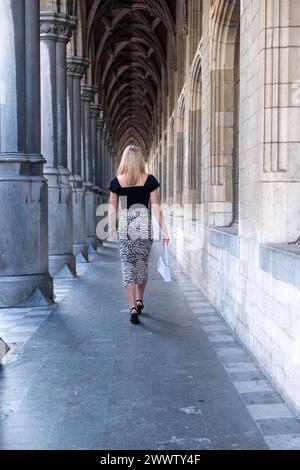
(0, 0, 53, 307)
(90, 104, 101, 189)
(40, 11, 76, 278)
(108, 141, 114, 181)
(101, 124, 108, 194)
(81, 85, 98, 253)
(96, 117, 104, 189)
(67, 56, 89, 263)
(90, 104, 102, 248)
(106, 134, 112, 187)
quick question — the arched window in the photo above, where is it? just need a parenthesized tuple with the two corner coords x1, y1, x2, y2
(189, 56, 202, 201)
(168, 118, 175, 204)
(162, 135, 168, 202)
(177, 0, 187, 92)
(177, 98, 185, 204)
(188, 0, 203, 63)
(232, 25, 240, 225)
(210, 0, 240, 226)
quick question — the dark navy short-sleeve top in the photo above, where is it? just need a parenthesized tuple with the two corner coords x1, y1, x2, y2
(108, 174, 160, 209)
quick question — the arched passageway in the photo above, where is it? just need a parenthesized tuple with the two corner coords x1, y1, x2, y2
(1, 0, 300, 451)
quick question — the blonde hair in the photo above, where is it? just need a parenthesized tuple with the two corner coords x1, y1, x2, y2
(117, 145, 146, 186)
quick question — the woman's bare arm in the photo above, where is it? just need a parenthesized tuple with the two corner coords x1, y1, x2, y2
(108, 191, 119, 239)
(150, 189, 170, 245)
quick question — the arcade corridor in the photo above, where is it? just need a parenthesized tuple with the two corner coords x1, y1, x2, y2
(1, 0, 300, 451)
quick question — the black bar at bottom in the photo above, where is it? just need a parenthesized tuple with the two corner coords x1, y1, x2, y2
(0, 450, 299, 465)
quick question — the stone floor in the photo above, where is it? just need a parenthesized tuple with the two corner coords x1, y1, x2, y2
(0, 241, 300, 450)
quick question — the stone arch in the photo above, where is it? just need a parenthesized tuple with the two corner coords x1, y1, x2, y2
(176, 93, 186, 204)
(167, 117, 175, 205)
(188, 53, 202, 203)
(232, 23, 240, 225)
(162, 132, 168, 202)
(177, 0, 188, 93)
(188, 0, 203, 63)
(210, 0, 240, 225)
(82, 1, 177, 156)
(67, 0, 87, 60)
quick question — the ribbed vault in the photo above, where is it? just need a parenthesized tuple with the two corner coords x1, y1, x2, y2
(84, 0, 176, 157)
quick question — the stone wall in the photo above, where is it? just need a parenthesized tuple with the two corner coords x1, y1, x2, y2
(149, 0, 300, 413)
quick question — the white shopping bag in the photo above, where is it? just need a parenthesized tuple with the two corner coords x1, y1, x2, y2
(157, 245, 171, 282)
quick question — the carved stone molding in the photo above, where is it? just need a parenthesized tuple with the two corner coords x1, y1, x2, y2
(96, 118, 104, 131)
(263, 0, 288, 174)
(67, 57, 89, 78)
(40, 12, 76, 43)
(81, 85, 98, 102)
(182, 21, 189, 35)
(90, 104, 101, 119)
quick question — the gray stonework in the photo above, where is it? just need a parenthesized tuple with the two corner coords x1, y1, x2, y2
(0, 337, 9, 360)
(67, 56, 90, 262)
(209, 226, 240, 258)
(260, 243, 300, 289)
(40, 11, 76, 278)
(81, 85, 98, 253)
(0, 0, 53, 308)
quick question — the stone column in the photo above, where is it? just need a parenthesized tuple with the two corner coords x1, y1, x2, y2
(90, 104, 102, 248)
(96, 117, 104, 189)
(81, 85, 98, 253)
(106, 134, 112, 186)
(67, 56, 89, 262)
(0, 0, 53, 307)
(40, 11, 76, 278)
(95, 114, 104, 245)
(101, 123, 108, 194)
(108, 141, 114, 181)
(95, 117, 106, 244)
(90, 104, 101, 190)
(104, 134, 111, 199)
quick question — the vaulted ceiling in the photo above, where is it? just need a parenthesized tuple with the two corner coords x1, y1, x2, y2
(85, 0, 177, 155)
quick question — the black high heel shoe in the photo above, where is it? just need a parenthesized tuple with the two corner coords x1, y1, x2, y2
(136, 299, 144, 315)
(130, 307, 140, 324)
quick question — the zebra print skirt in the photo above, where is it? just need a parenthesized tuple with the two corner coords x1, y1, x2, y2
(117, 207, 153, 286)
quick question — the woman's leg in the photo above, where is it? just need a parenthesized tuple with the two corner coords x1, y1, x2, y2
(136, 239, 152, 304)
(124, 284, 136, 309)
(137, 282, 147, 302)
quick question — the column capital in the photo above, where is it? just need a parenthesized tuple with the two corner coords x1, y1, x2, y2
(40, 12, 76, 43)
(101, 119, 108, 135)
(81, 84, 98, 102)
(67, 56, 89, 79)
(106, 134, 113, 148)
(90, 104, 101, 119)
(96, 117, 104, 130)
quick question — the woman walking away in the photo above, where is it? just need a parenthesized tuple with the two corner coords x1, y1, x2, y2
(108, 145, 169, 325)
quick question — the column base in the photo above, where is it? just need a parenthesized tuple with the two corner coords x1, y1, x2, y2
(85, 184, 97, 255)
(72, 179, 88, 263)
(0, 272, 54, 308)
(87, 237, 98, 254)
(49, 253, 77, 278)
(0, 337, 10, 360)
(73, 243, 89, 263)
(46, 168, 76, 278)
